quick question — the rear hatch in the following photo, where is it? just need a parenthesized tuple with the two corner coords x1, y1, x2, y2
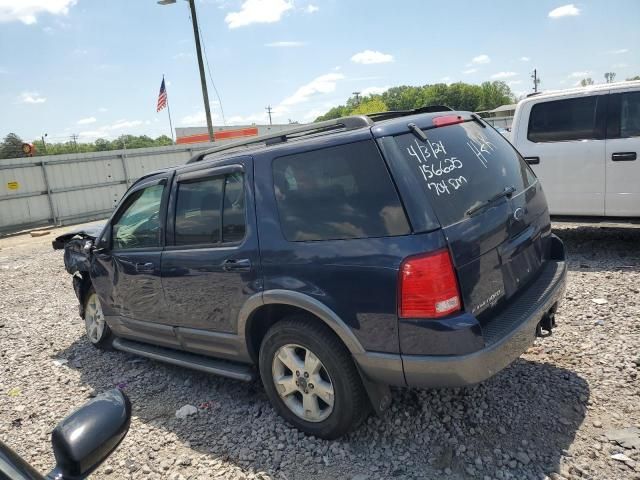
(379, 114, 551, 320)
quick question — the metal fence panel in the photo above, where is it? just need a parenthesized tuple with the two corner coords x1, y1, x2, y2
(0, 143, 214, 234)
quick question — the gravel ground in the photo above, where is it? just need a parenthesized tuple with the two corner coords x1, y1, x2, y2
(1, 224, 639, 480)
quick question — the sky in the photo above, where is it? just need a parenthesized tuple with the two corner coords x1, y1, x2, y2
(0, 0, 638, 143)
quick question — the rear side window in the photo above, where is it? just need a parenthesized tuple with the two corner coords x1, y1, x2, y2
(273, 140, 410, 241)
(174, 173, 245, 245)
(607, 91, 640, 139)
(390, 121, 535, 227)
(527, 95, 603, 142)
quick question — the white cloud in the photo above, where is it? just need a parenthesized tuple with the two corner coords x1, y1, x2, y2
(520, 56, 530, 62)
(306, 4, 319, 13)
(360, 85, 390, 96)
(440, 76, 451, 83)
(280, 72, 344, 106)
(568, 71, 591, 78)
(613, 63, 628, 69)
(264, 41, 306, 47)
(351, 50, 394, 65)
(471, 54, 490, 65)
(507, 80, 522, 86)
(77, 116, 97, 125)
(462, 68, 477, 74)
(608, 48, 629, 55)
(491, 71, 518, 79)
(98, 107, 108, 112)
(103, 120, 143, 131)
(225, 0, 293, 29)
(548, 4, 580, 18)
(173, 52, 194, 60)
(227, 112, 270, 125)
(0, 0, 77, 25)
(18, 91, 46, 104)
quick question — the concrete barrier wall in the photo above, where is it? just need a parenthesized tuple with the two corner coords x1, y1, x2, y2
(0, 143, 215, 234)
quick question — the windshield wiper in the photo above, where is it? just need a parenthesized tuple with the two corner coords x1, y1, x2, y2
(466, 185, 516, 217)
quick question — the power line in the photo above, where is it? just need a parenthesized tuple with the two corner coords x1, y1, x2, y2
(196, 17, 227, 126)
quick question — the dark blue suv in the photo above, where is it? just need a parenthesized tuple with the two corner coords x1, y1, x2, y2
(56, 110, 567, 439)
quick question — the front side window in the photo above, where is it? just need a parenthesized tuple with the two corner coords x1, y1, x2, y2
(174, 172, 246, 246)
(528, 95, 602, 143)
(273, 140, 410, 241)
(608, 91, 640, 139)
(112, 184, 164, 250)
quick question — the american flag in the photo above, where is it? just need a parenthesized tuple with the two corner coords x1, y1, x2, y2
(157, 78, 168, 112)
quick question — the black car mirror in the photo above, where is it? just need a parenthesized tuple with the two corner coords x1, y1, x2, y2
(49, 389, 131, 479)
(94, 224, 112, 253)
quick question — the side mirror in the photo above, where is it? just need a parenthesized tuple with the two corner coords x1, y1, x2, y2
(48, 389, 131, 479)
(94, 224, 112, 253)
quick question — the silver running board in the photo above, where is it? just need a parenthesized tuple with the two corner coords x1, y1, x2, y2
(112, 338, 256, 382)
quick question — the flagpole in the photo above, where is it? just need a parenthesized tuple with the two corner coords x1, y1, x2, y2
(163, 75, 175, 143)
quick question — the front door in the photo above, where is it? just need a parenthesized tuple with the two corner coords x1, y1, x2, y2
(519, 93, 607, 216)
(160, 158, 260, 357)
(92, 174, 177, 347)
(605, 89, 640, 216)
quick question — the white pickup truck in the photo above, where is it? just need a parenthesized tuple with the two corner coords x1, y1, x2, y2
(509, 81, 640, 218)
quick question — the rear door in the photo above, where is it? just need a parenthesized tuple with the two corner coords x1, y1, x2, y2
(513, 93, 607, 216)
(382, 117, 548, 319)
(161, 157, 261, 354)
(605, 88, 640, 216)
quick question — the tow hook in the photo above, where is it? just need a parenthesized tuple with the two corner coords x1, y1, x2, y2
(536, 309, 556, 337)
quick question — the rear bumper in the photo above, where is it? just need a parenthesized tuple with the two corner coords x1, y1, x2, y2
(355, 239, 567, 388)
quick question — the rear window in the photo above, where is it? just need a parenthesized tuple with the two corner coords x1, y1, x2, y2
(391, 121, 535, 227)
(527, 95, 602, 142)
(273, 140, 410, 241)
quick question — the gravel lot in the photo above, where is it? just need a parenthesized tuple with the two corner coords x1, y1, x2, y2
(1, 224, 639, 480)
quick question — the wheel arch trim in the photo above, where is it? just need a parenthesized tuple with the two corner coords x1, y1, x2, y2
(237, 289, 366, 355)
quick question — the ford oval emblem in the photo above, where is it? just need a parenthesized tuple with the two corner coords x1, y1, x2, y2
(513, 207, 525, 221)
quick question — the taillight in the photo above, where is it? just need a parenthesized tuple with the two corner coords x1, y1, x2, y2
(398, 249, 462, 318)
(432, 115, 464, 128)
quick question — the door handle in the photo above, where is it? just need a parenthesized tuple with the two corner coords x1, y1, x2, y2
(611, 152, 637, 161)
(222, 258, 251, 272)
(135, 262, 155, 273)
(524, 156, 540, 165)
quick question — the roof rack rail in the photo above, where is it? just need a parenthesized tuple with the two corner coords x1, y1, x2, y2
(366, 105, 452, 122)
(187, 115, 373, 164)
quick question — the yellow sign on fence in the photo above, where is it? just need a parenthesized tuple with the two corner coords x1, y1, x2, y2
(7, 181, 19, 190)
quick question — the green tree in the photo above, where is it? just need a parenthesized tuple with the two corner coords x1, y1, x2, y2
(626, 75, 640, 81)
(351, 97, 388, 115)
(0, 133, 26, 159)
(580, 78, 595, 87)
(604, 72, 616, 83)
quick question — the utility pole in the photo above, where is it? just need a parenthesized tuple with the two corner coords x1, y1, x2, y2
(352, 91, 361, 105)
(41, 133, 47, 154)
(188, 0, 214, 142)
(265, 105, 273, 125)
(531, 69, 541, 93)
(158, 0, 215, 141)
(70, 134, 79, 152)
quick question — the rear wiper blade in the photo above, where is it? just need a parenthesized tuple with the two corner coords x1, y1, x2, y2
(466, 185, 516, 217)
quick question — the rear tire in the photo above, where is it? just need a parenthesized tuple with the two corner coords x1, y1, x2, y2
(259, 315, 370, 439)
(83, 288, 114, 350)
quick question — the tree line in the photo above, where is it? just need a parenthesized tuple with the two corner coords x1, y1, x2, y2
(315, 81, 516, 121)
(0, 133, 174, 160)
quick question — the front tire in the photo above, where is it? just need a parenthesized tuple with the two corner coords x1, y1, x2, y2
(259, 315, 369, 439)
(83, 288, 113, 349)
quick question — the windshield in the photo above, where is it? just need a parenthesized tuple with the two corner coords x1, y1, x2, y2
(391, 122, 536, 226)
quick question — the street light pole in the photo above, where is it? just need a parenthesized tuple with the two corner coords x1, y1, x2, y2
(158, 0, 214, 143)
